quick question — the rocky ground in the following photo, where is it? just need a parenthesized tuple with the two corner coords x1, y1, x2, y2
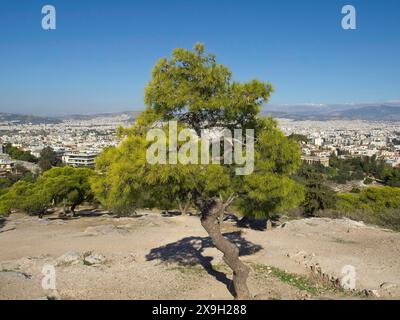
(0, 210, 399, 300)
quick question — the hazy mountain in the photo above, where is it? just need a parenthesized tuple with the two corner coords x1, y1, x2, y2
(3, 103, 400, 124)
(0, 111, 141, 124)
(0, 113, 62, 124)
(264, 103, 400, 121)
(339, 105, 400, 121)
(59, 111, 141, 121)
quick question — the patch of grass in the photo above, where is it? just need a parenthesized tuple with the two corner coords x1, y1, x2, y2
(305, 222, 318, 227)
(330, 237, 358, 245)
(250, 263, 320, 294)
(211, 263, 230, 273)
(167, 265, 207, 275)
(269, 267, 319, 294)
(0, 268, 17, 273)
(250, 263, 366, 299)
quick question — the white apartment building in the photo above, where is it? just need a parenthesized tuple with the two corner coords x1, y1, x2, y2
(313, 137, 324, 147)
(62, 152, 97, 168)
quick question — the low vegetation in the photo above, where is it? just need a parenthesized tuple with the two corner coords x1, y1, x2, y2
(3, 143, 37, 163)
(0, 167, 94, 217)
(291, 162, 400, 231)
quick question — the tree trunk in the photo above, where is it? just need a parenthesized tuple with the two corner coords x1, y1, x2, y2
(71, 204, 77, 217)
(199, 198, 251, 299)
(178, 197, 192, 215)
(183, 199, 191, 215)
(177, 200, 184, 215)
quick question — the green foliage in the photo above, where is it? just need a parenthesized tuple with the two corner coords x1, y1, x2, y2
(350, 187, 361, 193)
(288, 133, 308, 144)
(337, 186, 400, 213)
(4, 143, 37, 163)
(292, 163, 337, 216)
(92, 44, 304, 218)
(328, 154, 388, 184)
(383, 168, 400, 187)
(0, 167, 36, 199)
(144, 42, 273, 133)
(364, 177, 373, 185)
(38, 147, 60, 172)
(0, 180, 38, 215)
(0, 167, 94, 215)
(335, 187, 400, 230)
(39, 167, 94, 212)
(0, 178, 13, 196)
(238, 118, 304, 218)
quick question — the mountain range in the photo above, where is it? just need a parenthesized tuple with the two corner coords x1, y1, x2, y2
(2, 103, 400, 124)
(0, 111, 140, 125)
(264, 103, 400, 121)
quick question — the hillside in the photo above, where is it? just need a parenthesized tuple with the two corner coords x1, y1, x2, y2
(0, 113, 61, 125)
(265, 104, 400, 121)
(0, 111, 141, 124)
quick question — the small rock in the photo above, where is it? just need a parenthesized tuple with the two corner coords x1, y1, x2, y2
(46, 289, 61, 300)
(363, 289, 380, 298)
(371, 290, 381, 298)
(380, 282, 397, 290)
(83, 253, 106, 266)
(56, 251, 81, 266)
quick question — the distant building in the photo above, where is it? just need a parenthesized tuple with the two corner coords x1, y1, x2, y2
(313, 137, 324, 147)
(62, 152, 97, 168)
(0, 154, 15, 177)
(301, 155, 330, 167)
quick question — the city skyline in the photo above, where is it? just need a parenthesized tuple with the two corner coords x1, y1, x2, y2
(1, 0, 400, 115)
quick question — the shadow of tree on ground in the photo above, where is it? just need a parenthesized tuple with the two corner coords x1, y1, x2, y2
(146, 231, 263, 297)
(0, 217, 6, 229)
(236, 216, 268, 231)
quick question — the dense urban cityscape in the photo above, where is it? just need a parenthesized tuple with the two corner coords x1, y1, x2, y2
(2, 114, 400, 176)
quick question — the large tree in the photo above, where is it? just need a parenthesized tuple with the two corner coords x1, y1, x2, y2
(93, 44, 304, 299)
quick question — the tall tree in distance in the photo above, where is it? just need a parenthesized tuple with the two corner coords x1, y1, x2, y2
(93, 44, 304, 299)
(38, 146, 59, 172)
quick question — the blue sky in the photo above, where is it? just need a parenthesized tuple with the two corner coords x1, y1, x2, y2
(0, 0, 399, 115)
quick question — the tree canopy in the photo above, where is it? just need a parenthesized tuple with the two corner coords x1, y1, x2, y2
(0, 167, 94, 216)
(38, 146, 60, 172)
(92, 44, 304, 299)
(4, 143, 37, 163)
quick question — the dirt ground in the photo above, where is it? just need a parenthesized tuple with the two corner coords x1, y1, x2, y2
(0, 210, 399, 300)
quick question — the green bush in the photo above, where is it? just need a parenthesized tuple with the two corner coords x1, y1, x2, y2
(337, 186, 400, 213)
(364, 177, 373, 185)
(313, 187, 400, 231)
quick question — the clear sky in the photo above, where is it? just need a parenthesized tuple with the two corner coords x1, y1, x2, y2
(0, 0, 399, 115)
